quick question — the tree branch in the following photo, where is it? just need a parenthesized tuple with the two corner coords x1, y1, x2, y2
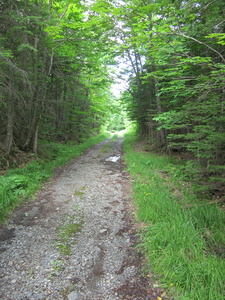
(173, 31, 225, 63)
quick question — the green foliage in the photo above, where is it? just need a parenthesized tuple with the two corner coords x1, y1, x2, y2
(103, 98, 127, 132)
(124, 131, 225, 300)
(116, 0, 225, 193)
(17, 43, 38, 52)
(206, 33, 225, 45)
(189, 205, 225, 254)
(0, 0, 114, 155)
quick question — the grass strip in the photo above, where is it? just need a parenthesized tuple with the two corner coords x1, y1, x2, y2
(124, 131, 225, 300)
(0, 133, 110, 221)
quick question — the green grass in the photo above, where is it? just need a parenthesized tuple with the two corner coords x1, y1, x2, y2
(0, 133, 110, 221)
(100, 143, 111, 153)
(100, 133, 119, 153)
(124, 131, 225, 300)
(55, 214, 84, 256)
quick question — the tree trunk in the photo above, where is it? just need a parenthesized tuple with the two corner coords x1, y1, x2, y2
(153, 76, 167, 146)
(22, 33, 47, 153)
(32, 123, 38, 154)
(5, 76, 14, 155)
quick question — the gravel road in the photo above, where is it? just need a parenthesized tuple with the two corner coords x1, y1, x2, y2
(0, 137, 168, 300)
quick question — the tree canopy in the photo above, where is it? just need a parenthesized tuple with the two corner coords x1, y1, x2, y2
(112, 0, 225, 194)
(1, 0, 224, 192)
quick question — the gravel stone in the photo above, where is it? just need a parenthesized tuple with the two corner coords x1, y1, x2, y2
(68, 290, 81, 300)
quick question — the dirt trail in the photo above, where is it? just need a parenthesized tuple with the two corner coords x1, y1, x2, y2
(0, 137, 167, 300)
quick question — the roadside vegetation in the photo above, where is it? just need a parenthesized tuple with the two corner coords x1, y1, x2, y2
(0, 133, 110, 222)
(124, 130, 225, 300)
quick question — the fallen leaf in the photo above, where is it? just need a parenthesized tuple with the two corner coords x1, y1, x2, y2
(157, 297, 162, 300)
(161, 292, 167, 297)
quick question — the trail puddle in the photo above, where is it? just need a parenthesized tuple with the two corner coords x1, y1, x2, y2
(105, 156, 120, 162)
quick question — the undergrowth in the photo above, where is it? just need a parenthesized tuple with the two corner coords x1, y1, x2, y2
(0, 133, 110, 221)
(124, 131, 225, 300)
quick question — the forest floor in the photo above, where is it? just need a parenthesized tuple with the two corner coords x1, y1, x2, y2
(0, 137, 170, 300)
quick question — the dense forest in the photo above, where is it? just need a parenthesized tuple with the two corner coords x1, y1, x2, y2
(117, 0, 225, 198)
(1, 0, 225, 195)
(0, 0, 116, 156)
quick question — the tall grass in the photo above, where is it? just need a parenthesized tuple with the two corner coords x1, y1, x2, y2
(0, 133, 110, 221)
(124, 131, 225, 300)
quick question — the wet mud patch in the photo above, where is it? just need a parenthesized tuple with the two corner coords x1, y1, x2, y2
(0, 226, 15, 242)
(11, 200, 63, 227)
(115, 226, 130, 237)
(115, 277, 170, 300)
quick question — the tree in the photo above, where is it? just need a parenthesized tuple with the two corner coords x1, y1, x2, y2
(0, 0, 114, 155)
(108, 0, 225, 190)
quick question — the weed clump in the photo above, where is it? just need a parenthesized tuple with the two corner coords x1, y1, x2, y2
(55, 214, 84, 256)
